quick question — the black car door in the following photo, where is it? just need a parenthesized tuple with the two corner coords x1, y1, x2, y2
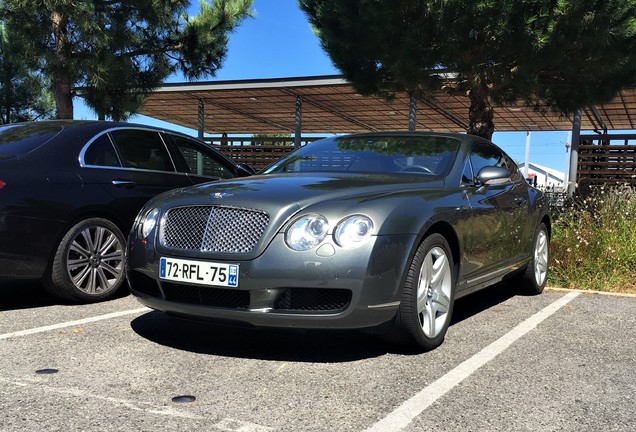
(165, 133, 241, 183)
(461, 141, 529, 285)
(80, 128, 194, 227)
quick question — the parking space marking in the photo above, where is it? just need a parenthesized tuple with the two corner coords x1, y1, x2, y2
(0, 307, 150, 340)
(0, 377, 205, 420)
(364, 291, 581, 432)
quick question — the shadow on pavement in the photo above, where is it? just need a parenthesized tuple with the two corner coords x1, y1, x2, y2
(451, 280, 520, 325)
(0, 278, 130, 311)
(130, 280, 519, 362)
(0, 279, 57, 311)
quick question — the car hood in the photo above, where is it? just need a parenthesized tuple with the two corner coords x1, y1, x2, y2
(151, 173, 445, 260)
(157, 172, 444, 214)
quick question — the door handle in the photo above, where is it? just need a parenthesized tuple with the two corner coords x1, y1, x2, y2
(514, 197, 527, 206)
(112, 180, 136, 188)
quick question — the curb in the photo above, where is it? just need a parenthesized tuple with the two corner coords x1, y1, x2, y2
(545, 286, 636, 298)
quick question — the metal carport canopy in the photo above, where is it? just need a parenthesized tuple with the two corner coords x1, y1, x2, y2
(139, 75, 636, 135)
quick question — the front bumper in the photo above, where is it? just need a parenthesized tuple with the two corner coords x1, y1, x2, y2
(127, 233, 416, 329)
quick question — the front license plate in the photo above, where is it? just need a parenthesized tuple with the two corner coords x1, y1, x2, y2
(159, 257, 239, 288)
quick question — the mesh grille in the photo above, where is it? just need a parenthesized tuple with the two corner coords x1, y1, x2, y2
(273, 288, 352, 313)
(160, 205, 269, 253)
(162, 282, 250, 309)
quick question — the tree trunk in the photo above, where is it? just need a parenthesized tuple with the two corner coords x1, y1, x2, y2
(466, 85, 494, 140)
(52, 11, 73, 119)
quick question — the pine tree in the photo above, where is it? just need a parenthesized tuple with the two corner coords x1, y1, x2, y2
(299, 0, 636, 139)
(0, 0, 253, 119)
(0, 22, 54, 123)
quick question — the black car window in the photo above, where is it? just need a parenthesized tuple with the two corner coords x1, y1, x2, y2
(469, 142, 509, 180)
(109, 129, 175, 172)
(0, 123, 63, 159)
(502, 152, 521, 181)
(461, 158, 474, 185)
(171, 135, 235, 179)
(83, 134, 121, 167)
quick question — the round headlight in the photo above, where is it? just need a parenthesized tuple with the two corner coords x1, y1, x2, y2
(285, 215, 329, 251)
(334, 215, 374, 249)
(141, 208, 160, 238)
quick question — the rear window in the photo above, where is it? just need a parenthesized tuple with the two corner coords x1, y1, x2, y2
(0, 123, 63, 160)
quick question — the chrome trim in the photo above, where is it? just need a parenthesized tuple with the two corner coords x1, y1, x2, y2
(78, 126, 179, 172)
(367, 301, 400, 309)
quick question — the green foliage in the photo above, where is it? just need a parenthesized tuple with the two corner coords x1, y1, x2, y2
(299, 1, 636, 139)
(0, 22, 54, 123)
(549, 185, 636, 293)
(251, 133, 294, 146)
(0, 0, 253, 120)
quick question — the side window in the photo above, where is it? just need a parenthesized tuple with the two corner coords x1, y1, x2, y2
(83, 134, 121, 167)
(502, 153, 521, 180)
(171, 136, 235, 179)
(469, 142, 509, 178)
(461, 158, 474, 185)
(109, 129, 175, 172)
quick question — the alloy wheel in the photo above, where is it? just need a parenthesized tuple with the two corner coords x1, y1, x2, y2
(66, 225, 125, 295)
(416, 246, 453, 338)
(534, 229, 549, 287)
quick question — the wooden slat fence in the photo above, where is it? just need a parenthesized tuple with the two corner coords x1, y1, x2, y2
(203, 137, 323, 170)
(577, 134, 636, 185)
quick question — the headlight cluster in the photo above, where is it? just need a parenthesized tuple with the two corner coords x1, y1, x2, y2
(139, 208, 160, 239)
(285, 214, 374, 251)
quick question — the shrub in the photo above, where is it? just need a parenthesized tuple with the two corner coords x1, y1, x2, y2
(549, 184, 636, 294)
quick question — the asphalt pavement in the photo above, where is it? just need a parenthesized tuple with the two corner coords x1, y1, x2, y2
(1, 280, 634, 432)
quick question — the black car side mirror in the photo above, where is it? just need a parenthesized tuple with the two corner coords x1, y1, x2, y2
(476, 166, 510, 185)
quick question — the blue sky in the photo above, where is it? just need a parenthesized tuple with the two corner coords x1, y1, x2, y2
(76, 0, 576, 174)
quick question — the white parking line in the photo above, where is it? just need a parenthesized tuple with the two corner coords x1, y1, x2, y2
(0, 377, 205, 420)
(364, 291, 580, 432)
(0, 307, 150, 340)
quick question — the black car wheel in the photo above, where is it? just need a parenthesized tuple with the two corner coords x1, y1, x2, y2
(521, 222, 549, 295)
(44, 218, 126, 303)
(396, 233, 456, 352)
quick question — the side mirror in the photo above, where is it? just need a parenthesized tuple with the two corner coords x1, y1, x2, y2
(476, 166, 510, 185)
(236, 163, 256, 176)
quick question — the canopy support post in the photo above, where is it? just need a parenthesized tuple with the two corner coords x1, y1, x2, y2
(197, 98, 204, 140)
(294, 96, 302, 148)
(567, 110, 582, 196)
(409, 95, 417, 132)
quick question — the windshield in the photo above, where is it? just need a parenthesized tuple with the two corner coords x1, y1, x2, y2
(264, 135, 461, 177)
(0, 123, 63, 160)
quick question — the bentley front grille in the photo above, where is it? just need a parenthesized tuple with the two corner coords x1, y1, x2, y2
(160, 205, 269, 253)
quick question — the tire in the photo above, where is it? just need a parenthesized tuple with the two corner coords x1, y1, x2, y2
(394, 233, 456, 352)
(43, 218, 126, 303)
(521, 222, 550, 295)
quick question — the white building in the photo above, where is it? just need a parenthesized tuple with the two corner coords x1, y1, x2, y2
(517, 162, 566, 190)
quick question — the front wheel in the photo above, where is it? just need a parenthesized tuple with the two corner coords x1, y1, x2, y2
(521, 222, 550, 295)
(43, 218, 126, 303)
(394, 233, 456, 352)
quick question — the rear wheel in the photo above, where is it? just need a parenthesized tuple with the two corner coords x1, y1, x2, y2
(521, 222, 549, 295)
(43, 218, 126, 303)
(394, 233, 456, 352)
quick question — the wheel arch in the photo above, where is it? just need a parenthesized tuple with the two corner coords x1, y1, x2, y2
(46, 208, 130, 264)
(420, 221, 461, 275)
(541, 214, 552, 239)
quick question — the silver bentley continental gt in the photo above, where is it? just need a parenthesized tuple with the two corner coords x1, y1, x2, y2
(127, 132, 550, 351)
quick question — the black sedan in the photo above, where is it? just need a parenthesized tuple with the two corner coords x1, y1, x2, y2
(127, 132, 550, 351)
(0, 120, 252, 303)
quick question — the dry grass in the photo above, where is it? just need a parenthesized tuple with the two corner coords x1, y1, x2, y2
(549, 184, 636, 294)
